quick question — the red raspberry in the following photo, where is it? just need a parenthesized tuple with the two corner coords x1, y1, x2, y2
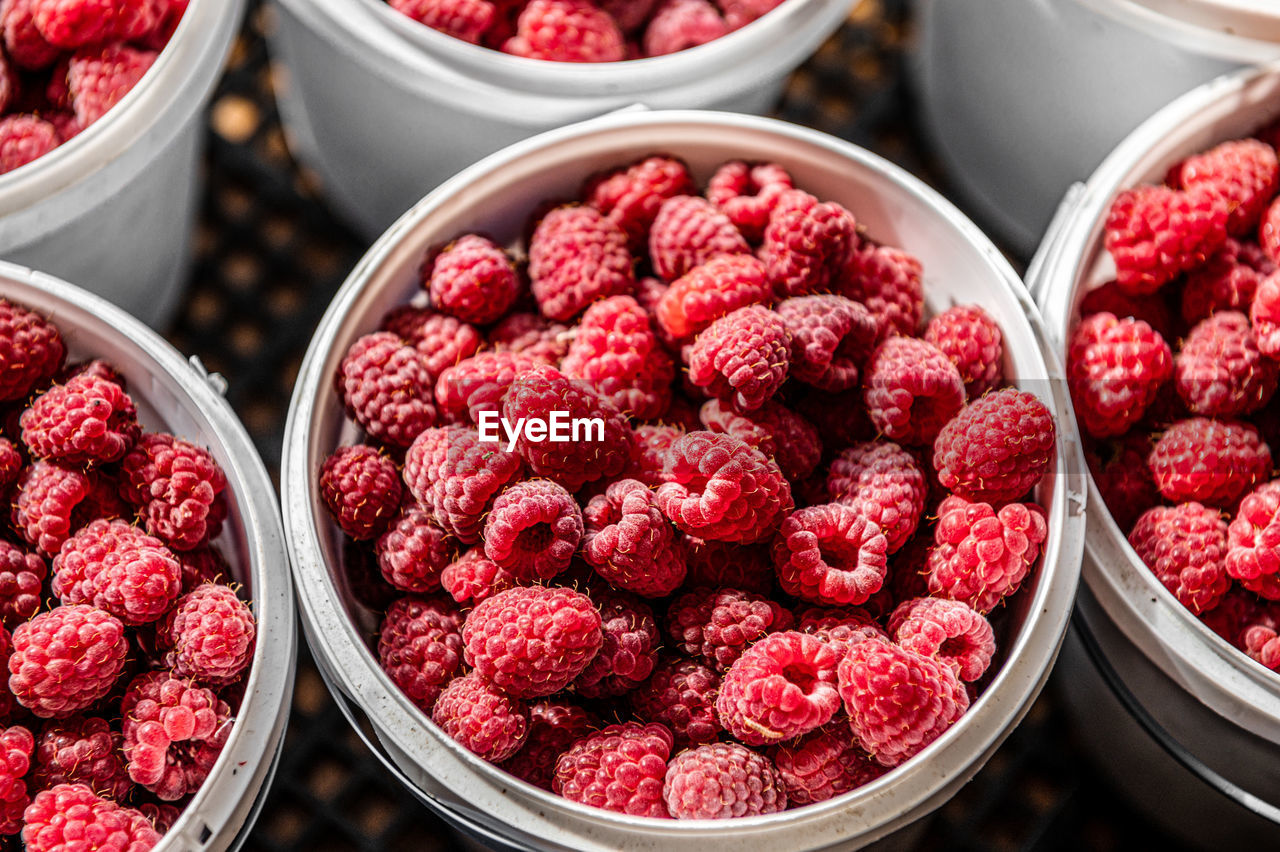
(560, 295, 674, 420)
(503, 0, 625, 61)
(838, 638, 969, 767)
(776, 294, 878, 392)
(1129, 502, 1230, 614)
(377, 595, 463, 713)
(687, 305, 790, 411)
(424, 234, 520, 325)
(0, 299, 64, 402)
(380, 307, 483, 380)
(656, 431, 792, 543)
(927, 495, 1049, 613)
(12, 462, 113, 558)
(0, 438, 19, 490)
(1080, 278, 1176, 339)
(770, 725, 883, 805)
(431, 672, 528, 762)
(158, 583, 255, 686)
(22, 783, 159, 852)
(664, 586, 793, 671)
(863, 336, 965, 446)
(389, 0, 495, 43)
(318, 445, 402, 541)
(0, 115, 60, 174)
(697, 398, 822, 481)
(51, 519, 181, 626)
(623, 423, 682, 487)
(1175, 311, 1276, 417)
(706, 160, 793, 243)
(584, 155, 696, 248)
(1086, 433, 1159, 532)
(1226, 481, 1280, 600)
(21, 374, 139, 465)
(717, 0, 782, 28)
(0, 541, 43, 629)
(118, 433, 227, 551)
(1104, 184, 1228, 294)
(649, 196, 749, 282)
(483, 479, 582, 581)
(463, 585, 602, 697)
(924, 305, 1004, 399)
(1181, 239, 1270, 326)
(0, 725, 31, 834)
(772, 504, 888, 606)
(655, 254, 771, 341)
(574, 589, 659, 698)
(889, 597, 995, 682)
(487, 313, 571, 365)
(684, 538, 773, 594)
(403, 426, 523, 544)
(66, 44, 158, 127)
(2, 0, 59, 70)
(30, 0, 157, 46)
(499, 700, 599, 790)
(1252, 270, 1280, 357)
(630, 657, 722, 746)
(1264, 197, 1280, 265)
(440, 548, 515, 605)
(528, 205, 633, 320)
(826, 441, 926, 554)
(933, 388, 1056, 505)
(337, 332, 436, 447)
(761, 195, 858, 297)
(1066, 312, 1173, 438)
(663, 741, 785, 819)
(582, 478, 686, 597)
(552, 722, 672, 818)
(1174, 138, 1279, 235)
(838, 243, 924, 338)
(31, 716, 130, 801)
(9, 605, 126, 718)
(119, 671, 231, 801)
(715, 630, 840, 745)
(642, 0, 727, 56)
(797, 605, 887, 661)
(1147, 417, 1271, 507)
(375, 506, 457, 593)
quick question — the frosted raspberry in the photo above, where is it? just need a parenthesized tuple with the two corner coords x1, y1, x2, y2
(528, 206, 633, 320)
(775, 295, 877, 392)
(933, 388, 1056, 505)
(119, 672, 231, 800)
(51, 519, 181, 626)
(503, 0, 625, 61)
(375, 506, 457, 593)
(863, 336, 965, 446)
(318, 445, 402, 541)
(927, 496, 1048, 613)
(30, 0, 157, 46)
(499, 700, 598, 790)
(888, 597, 995, 682)
(697, 398, 821, 482)
(2, 0, 59, 70)
(0, 541, 44, 629)
(1129, 502, 1230, 614)
(31, 716, 130, 802)
(1252, 270, 1280, 357)
(664, 586, 793, 671)
(431, 672, 528, 762)
(655, 254, 771, 341)
(66, 44, 157, 127)
(838, 243, 924, 338)
(1067, 312, 1173, 438)
(574, 588, 659, 698)
(22, 783, 159, 852)
(582, 479, 685, 597)
(377, 595, 463, 713)
(715, 631, 840, 745)
(158, 583, 255, 686)
(630, 657, 721, 746)
(1181, 239, 1270, 325)
(706, 160, 793, 243)
(440, 547, 516, 605)
(1226, 481, 1280, 600)
(924, 305, 1004, 398)
(716, 0, 782, 28)
(623, 423, 682, 487)
(761, 194, 858, 297)
(424, 234, 520, 325)
(0, 299, 63, 402)
(389, 0, 494, 43)
(1104, 184, 1228, 294)
(118, 433, 227, 551)
(770, 725, 883, 805)
(1175, 311, 1276, 417)
(826, 441, 926, 554)
(21, 374, 139, 465)
(1080, 278, 1176, 338)
(403, 426, 524, 544)
(649, 195, 749, 282)
(0, 114, 60, 174)
(1174, 138, 1279, 235)
(483, 479, 582, 581)
(687, 305, 790, 411)
(337, 332, 436, 447)
(642, 0, 728, 56)
(560, 295, 674, 420)
(772, 504, 888, 606)
(663, 742, 784, 819)
(584, 155, 695, 248)
(9, 605, 126, 718)
(1086, 433, 1159, 533)
(487, 313, 571, 365)
(684, 538, 773, 594)
(381, 307, 484, 380)
(1147, 417, 1271, 507)
(553, 722, 672, 818)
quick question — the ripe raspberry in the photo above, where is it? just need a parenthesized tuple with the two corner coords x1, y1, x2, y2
(1181, 239, 1270, 325)
(21, 374, 139, 465)
(374, 506, 456, 593)
(503, 0, 625, 61)
(574, 589, 659, 698)
(381, 307, 483, 379)
(389, 0, 495, 43)
(623, 423, 682, 487)
(664, 586, 793, 671)
(772, 504, 888, 606)
(1129, 502, 1230, 614)
(795, 605, 887, 660)
(118, 433, 227, 551)
(584, 155, 695, 248)
(30, 0, 157, 46)
(31, 716, 130, 801)
(0, 299, 64, 402)
(649, 196, 750, 282)
(933, 388, 1056, 505)
(770, 725, 883, 805)
(642, 0, 728, 56)
(1067, 312, 1174, 438)
(684, 537, 773, 594)
(318, 445, 402, 541)
(463, 585, 602, 697)
(775, 294, 878, 392)
(528, 205, 633, 320)
(1253, 270, 1280, 358)
(1174, 138, 1279, 235)
(499, 700, 598, 790)
(483, 479, 582, 580)
(403, 426, 524, 543)
(487, 313, 571, 365)
(715, 630, 840, 745)
(1226, 481, 1280, 600)
(119, 671, 231, 800)
(927, 496, 1049, 613)
(22, 783, 159, 852)
(761, 195, 858, 297)
(863, 336, 965, 446)
(1264, 197, 1280, 265)
(888, 597, 995, 682)
(656, 431, 792, 543)
(337, 332, 436, 447)
(157, 583, 255, 686)
(655, 254, 771, 341)
(838, 638, 969, 767)
(1080, 278, 1176, 339)
(0, 115, 60, 174)
(560, 295, 674, 420)
(2, 0, 59, 70)
(582, 478, 686, 597)
(663, 742, 785, 819)
(717, 0, 782, 28)
(698, 398, 822, 481)
(12, 462, 109, 558)
(9, 605, 126, 718)
(440, 547, 516, 606)
(431, 672, 528, 762)
(630, 657, 721, 746)
(0, 541, 43, 629)
(51, 519, 181, 625)
(424, 234, 520, 325)
(924, 305, 1004, 398)
(0, 724, 31, 834)
(66, 44, 158, 127)
(706, 160, 793, 243)
(1104, 184, 1228, 294)
(687, 305, 790, 411)
(826, 441, 926, 554)
(1086, 433, 1159, 532)
(552, 722, 672, 818)
(838, 243, 924, 338)
(1175, 311, 1277, 417)
(1147, 417, 1271, 507)
(377, 595, 463, 713)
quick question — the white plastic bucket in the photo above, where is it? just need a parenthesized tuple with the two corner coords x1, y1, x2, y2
(280, 109, 1087, 852)
(0, 0, 247, 330)
(264, 0, 855, 238)
(910, 0, 1280, 258)
(0, 259, 297, 848)
(1029, 64, 1280, 849)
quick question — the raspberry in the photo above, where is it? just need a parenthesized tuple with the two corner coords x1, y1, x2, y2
(656, 431, 792, 543)
(31, 716, 130, 801)
(462, 584, 602, 697)
(377, 595, 463, 713)
(715, 631, 840, 745)
(1253, 271, 1280, 358)
(761, 195, 858, 297)
(403, 426, 524, 544)
(642, 0, 728, 56)
(582, 479, 686, 597)
(717, 0, 782, 28)
(9, 605, 126, 718)
(483, 479, 583, 581)
(318, 445, 402, 541)
(560, 295, 674, 420)
(1104, 184, 1228, 294)
(927, 495, 1049, 613)
(2, 0, 59, 70)
(1129, 502, 1230, 614)
(1086, 433, 1159, 532)
(1264, 197, 1280, 265)
(687, 305, 790, 411)
(772, 504, 888, 606)
(649, 196, 749, 282)
(664, 586, 793, 671)
(705, 160, 793, 243)
(838, 243, 924, 338)
(12, 462, 107, 558)
(770, 725, 883, 805)
(440, 547, 516, 606)
(21, 374, 139, 465)
(381, 307, 484, 380)
(0, 725, 31, 834)
(0, 299, 64, 402)
(838, 638, 969, 767)
(933, 388, 1056, 505)
(1226, 481, 1280, 600)
(503, 0, 625, 61)
(795, 605, 887, 658)
(630, 657, 721, 746)
(684, 538, 773, 594)
(623, 423, 682, 487)
(22, 783, 159, 852)
(663, 742, 785, 819)
(30, 0, 157, 46)
(424, 234, 520, 325)
(431, 672, 528, 762)
(158, 584, 255, 686)
(487, 313, 571, 365)
(66, 44, 158, 127)
(584, 155, 696, 248)
(1175, 311, 1277, 417)
(0, 115, 60, 174)
(574, 589, 659, 698)
(1067, 312, 1173, 438)
(552, 722, 672, 818)
(528, 205, 633, 320)
(337, 332, 436, 447)
(863, 336, 965, 446)
(51, 519, 181, 625)
(375, 506, 457, 593)
(697, 398, 822, 481)
(0, 541, 43, 629)
(655, 254, 771, 341)
(389, 0, 494, 43)
(0, 438, 19, 491)
(118, 433, 227, 551)
(119, 671, 231, 800)
(1080, 278, 1176, 339)
(924, 305, 1004, 398)
(1174, 138, 1279, 235)
(1147, 417, 1271, 507)
(775, 294, 878, 392)
(888, 597, 995, 682)
(499, 700, 598, 790)
(1181, 239, 1268, 325)
(826, 441, 926, 554)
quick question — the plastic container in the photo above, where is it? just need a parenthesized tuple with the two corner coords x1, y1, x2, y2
(280, 109, 1088, 852)
(1028, 63, 1280, 849)
(910, 0, 1280, 258)
(0, 0, 246, 330)
(264, 0, 855, 238)
(0, 259, 297, 848)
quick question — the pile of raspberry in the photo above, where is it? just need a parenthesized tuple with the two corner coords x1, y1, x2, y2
(0, 0, 186, 175)
(1074, 130, 1280, 674)
(321, 152, 1058, 819)
(386, 0, 786, 61)
(0, 296, 256, 850)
